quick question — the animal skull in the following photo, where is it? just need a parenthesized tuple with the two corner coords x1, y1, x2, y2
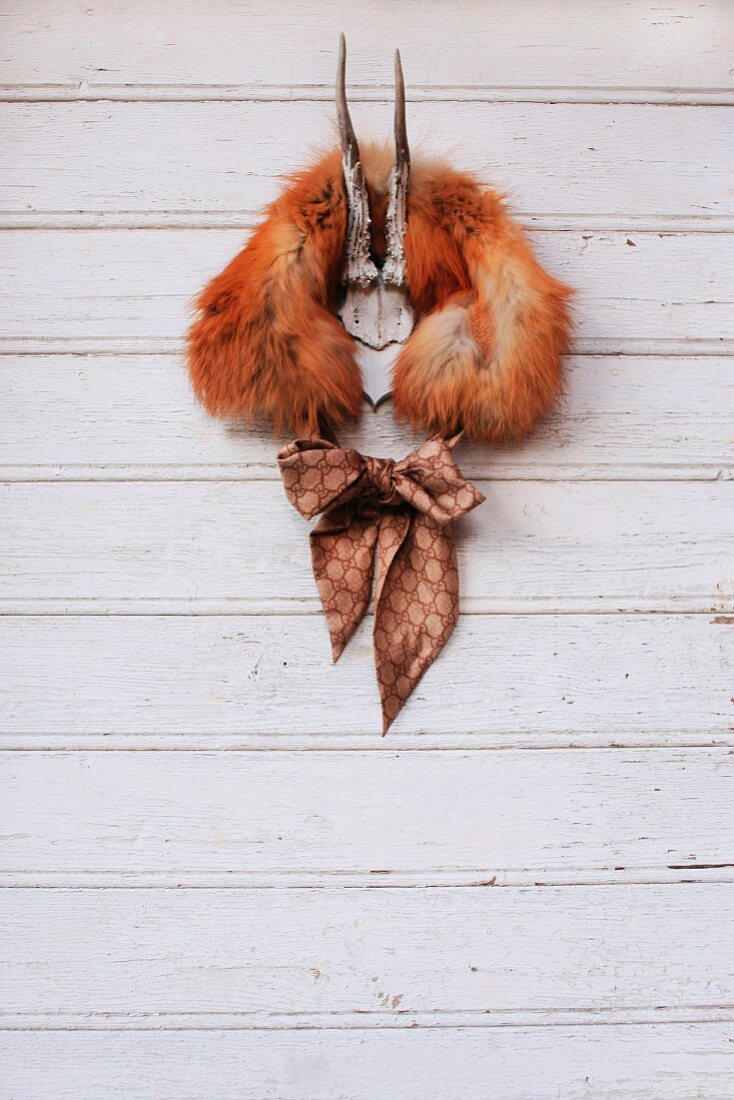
(335, 35, 415, 409)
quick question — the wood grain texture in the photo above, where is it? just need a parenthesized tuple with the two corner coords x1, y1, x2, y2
(1, 356, 734, 481)
(3, 102, 731, 221)
(1, 749, 730, 877)
(2, 885, 731, 1014)
(3, 0, 731, 92)
(1, 614, 731, 740)
(1, 479, 730, 612)
(2, 355, 733, 480)
(3, 1024, 734, 1099)
(1, 229, 732, 347)
(2, 2, 733, 1090)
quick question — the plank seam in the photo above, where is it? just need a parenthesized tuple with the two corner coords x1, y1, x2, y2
(2, 84, 734, 105)
(0, 469, 729, 484)
(0, 603, 730, 616)
(3, 213, 734, 233)
(2, 339, 731, 357)
(2, 737, 732, 751)
(1, 1007, 733, 1031)
(0, 869, 732, 889)
(0, 466, 730, 479)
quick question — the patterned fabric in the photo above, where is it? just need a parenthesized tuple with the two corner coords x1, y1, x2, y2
(278, 436, 485, 733)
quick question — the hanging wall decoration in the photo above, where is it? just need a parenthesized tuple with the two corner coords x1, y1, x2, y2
(187, 37, 573, 732)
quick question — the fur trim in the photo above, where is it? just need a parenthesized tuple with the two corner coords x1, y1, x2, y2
(395, 161, 573, 441)
(188, 150, 363, 435)
(187, 144, 573, 440)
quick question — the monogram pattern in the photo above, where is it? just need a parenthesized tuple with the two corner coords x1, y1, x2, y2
(278, 436, 484, 732)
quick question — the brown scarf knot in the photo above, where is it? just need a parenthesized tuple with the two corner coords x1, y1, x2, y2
(360, 454, 399, 506)
(278, 436, 485, 732)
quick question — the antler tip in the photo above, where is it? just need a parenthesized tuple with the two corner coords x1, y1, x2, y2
(393, 45, 410, 168)
(335, 32, 360, 170)
(336, 34, 346, 99)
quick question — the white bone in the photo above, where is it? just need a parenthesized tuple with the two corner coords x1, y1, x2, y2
(338, 282, 414, 408)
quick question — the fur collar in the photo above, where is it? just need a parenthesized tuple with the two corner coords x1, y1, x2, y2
(187, 145, 572, 441)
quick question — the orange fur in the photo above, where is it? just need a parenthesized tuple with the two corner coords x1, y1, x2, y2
(188, 150, 362, 435)
(187, 144, 573, 441)
(393, 161, 573, 441)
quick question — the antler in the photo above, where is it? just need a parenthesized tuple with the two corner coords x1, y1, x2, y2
(393, 47, 410, 178)
(337, 34, 377, 286)
(336, 32, 360, 174)
(335, 39, 415, 395)
(384, 48, 410, 286)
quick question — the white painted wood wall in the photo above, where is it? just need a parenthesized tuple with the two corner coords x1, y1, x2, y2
(1, 1, 733, 1095)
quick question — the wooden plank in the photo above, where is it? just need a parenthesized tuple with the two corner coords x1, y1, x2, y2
(2, 5, 730, 1096)
(3, 0, 731, 92)
(3, 1024, 734, 1099)
(1, 885, 731, 1014)
(3, 355, 734, 479)
(3, 102, 731, 220)
(0, 614, 730, 739)
(2, 230, 731, 346)
(1, 480, 730, 612)
(2, 355, 732, 480)
(1, 749, 729, 877)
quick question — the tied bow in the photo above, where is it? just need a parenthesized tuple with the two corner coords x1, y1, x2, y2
(278, 436, 485, 732)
